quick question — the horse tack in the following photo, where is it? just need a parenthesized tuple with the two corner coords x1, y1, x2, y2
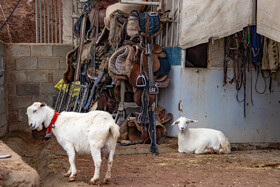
(108, 45, 135, 79)
(152, 53, 160, 72)
(146, 44, 159, 94)
(108, 10, 126, 49)
(63, 46, 79, 84)
(155, 78, 170, 88)
(136, 50, 147, 87)
(129, 44, 145, 87)
(126, 15, 141, 37)
(74, 13, 88, 82)
(129, 61, 141, 87)
(115, 80, 126, 126)
(224, 28, 250, 118)
(154, 74, 167, 82)
(143, 49, 164, 73)
(140, 123, 162, 144)
(88, 0, 119, 28)
(159, 113, 173, 124)
(154, 57, 171, 77)
(63, 4, 171, 155)
(138, 86, 149, 124)
(133, 87, 155, 107)
(153, 44, 162, 54)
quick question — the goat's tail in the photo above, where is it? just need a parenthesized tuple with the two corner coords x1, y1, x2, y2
(110, 123, 120, 140)
(221, 137, 231, 153)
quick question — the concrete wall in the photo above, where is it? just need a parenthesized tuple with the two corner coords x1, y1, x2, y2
(4, 43, 73, 132)
(159, 39, 280, 143)
(0, 41, 7, 137)
(63, 0, 73, 44)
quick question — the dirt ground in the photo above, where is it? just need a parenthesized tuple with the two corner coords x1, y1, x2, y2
(0, 1, 61, 43)
(0, 1, 35, 43)
(2, 131, 280, 187)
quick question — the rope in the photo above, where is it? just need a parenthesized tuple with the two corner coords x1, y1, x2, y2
(255, 65, 270, 94)
(0, 0, 21, 31)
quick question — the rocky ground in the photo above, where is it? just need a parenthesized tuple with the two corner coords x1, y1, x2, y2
(1, 131, 280, 187)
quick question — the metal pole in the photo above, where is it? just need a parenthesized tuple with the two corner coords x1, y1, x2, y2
(44, 0, 46, 43)
(35, 0, 39, 43)
(176, 0, 180, 46)
(181, 48, 186, 68)
(39, 0, 42, 43)
(165, 23, 169, 47)
(170, 0, 175, 46)
(55, 0, 57, 43)
(59, 0, 61, 43)
(47, 0, 49, 43)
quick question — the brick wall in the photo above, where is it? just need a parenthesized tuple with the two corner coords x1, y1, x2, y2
(4, 43, 73, 132)
(0, 41, 7, 137)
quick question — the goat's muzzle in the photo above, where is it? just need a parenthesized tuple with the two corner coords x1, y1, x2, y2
(29, 123, 35, 130)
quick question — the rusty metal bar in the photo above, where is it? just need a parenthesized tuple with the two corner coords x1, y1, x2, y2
(55, 0, 57, 43)
(58, 0, 62, 43)
(66, 84, 75, 111)
(39, 0, 42, 43)
(44, 0, 46, 43)
(47, 0, 50, 43)
(35, 0, 39, 43)
(79, 86, 88, 112)
(51, 0, 53, 43)
(54, 81, 64, 110)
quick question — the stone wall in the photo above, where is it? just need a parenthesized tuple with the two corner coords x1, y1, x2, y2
(4, 43, 73, 132)
(0, 41, 7, 137)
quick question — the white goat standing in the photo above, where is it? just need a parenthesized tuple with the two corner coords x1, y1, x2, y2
(26, 102, 120, 184)
(172, 117, 231, 154)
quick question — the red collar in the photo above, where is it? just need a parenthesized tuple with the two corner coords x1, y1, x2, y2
(46, 112, 59, 134)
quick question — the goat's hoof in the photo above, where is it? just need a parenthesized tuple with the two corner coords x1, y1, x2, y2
(68, 175, 76, 182)
(208, 148, 215, 154)
(89, 178, 99, 185)
(104, 177, 110, 184)
(218, 149, 224, 155)
(64, 172, 71, 177)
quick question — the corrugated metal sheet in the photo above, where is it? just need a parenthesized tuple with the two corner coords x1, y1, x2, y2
(159, 65, 280, 143)
(158, 38, 280, 143)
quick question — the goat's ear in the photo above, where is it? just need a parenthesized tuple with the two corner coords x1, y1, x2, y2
(191, 119, 198, 123)
(40, 102, 46, 107)
(171, 121, 179, 126)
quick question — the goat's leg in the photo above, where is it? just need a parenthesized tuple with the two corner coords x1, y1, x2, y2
(89, 147, 102, 185)
(104, 149, 115, 184)
(218, 148, 226, 154)
(202, 148, 215, 154)
(194, 145, 213, 154)
(64, 144, 77, 182)
(195, 147, 215, 154)
(63, 169, 71, 177)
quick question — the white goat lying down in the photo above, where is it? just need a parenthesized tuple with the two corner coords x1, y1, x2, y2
(172, 117, 231, 154)
(26, 102, 120, 184)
